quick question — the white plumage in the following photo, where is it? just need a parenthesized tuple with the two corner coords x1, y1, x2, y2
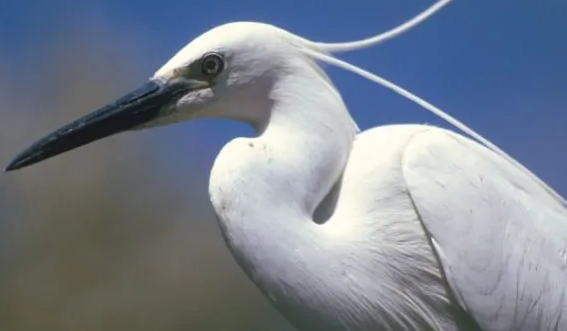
(7, 1, 567, 330)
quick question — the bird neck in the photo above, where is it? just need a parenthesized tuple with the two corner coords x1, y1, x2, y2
(209, 66, 358, 300)
(261, 71, 358, 213)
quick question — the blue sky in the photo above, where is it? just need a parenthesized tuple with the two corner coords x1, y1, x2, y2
(1, 0, 566, 194)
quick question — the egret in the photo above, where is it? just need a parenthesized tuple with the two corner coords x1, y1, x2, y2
(6, 0, 567, 330)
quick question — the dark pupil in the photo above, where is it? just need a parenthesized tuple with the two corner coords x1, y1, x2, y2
(205, 59, 218, 73)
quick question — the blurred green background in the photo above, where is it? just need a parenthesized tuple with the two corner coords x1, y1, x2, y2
(0, 0, 565, 330)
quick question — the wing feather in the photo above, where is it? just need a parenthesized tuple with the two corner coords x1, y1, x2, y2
(402, 128, 567, 331)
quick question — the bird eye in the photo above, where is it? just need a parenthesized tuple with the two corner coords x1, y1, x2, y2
(201, 52, 224, 76)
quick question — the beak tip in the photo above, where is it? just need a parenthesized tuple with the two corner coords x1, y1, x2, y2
(5, 164, 17, 172)
(5, 152, 37, 172)
(5, 158, 24, 172)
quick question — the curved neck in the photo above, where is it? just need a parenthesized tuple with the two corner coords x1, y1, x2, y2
(209, 66, 358, 295)
(260, 72, 357, 213)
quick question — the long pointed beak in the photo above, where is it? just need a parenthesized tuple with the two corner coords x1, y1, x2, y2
(6, 78, 194, 171)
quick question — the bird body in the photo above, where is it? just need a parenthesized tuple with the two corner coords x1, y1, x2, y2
(7, 2, 567, 330)
(213, 119, 567, 331)
(212, 123, 464, 331)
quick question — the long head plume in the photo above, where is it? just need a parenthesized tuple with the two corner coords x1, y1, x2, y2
(314, 0, 452, 53)
(302, 0, 567, 206)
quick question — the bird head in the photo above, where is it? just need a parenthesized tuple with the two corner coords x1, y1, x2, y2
(6, 0, 453, 171)
(5, 22, 321, 171)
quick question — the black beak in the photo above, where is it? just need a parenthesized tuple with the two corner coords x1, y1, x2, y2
(6, 78, 194, 171)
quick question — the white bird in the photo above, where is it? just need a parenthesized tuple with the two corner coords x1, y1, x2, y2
(6, 1, 567, 330)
